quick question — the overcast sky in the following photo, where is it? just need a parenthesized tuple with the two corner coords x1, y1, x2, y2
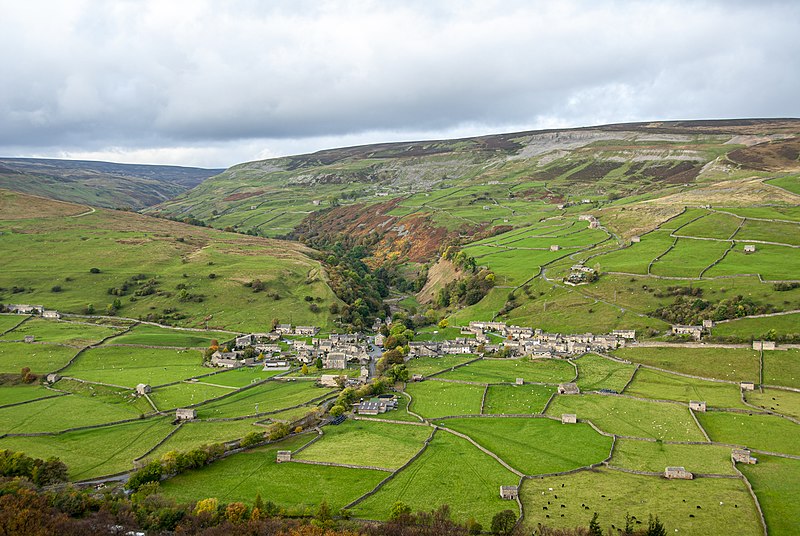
(1, 0, 798, 169)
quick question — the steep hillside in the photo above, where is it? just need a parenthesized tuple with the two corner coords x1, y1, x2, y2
(0, 157, 223, 209)
(148, 119, 800, 260)
(0, 189, 339, 331)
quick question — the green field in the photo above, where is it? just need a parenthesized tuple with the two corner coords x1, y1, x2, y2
(195, 380, 331, 419)
(296, 420, 431, 469)
(0, 392, 144, 434)
(0, 315, 28, 334)
(745, 388, 800, 420)
(520, 468, 762, 535)
(546, 394, 706, 441)
(0, 342, 77, 374)
(736, 219, 800, 246)
(146, 418, 270, 460)
(696, 411, 800, 456)
(613, 347, 760, 382)
(483, 384, 555, 414)
(592, 230, 675, 274)
(0, 191, 339, 332)
(738, 454, 800, 536)
(574, 354, 635, 392)
(0, 318, 120, 346)
(439, 417, 611, 475)
(105, 324, 234, 347)
(0, 384, 57, 406)
(149, 381, 234, 410)
(706, 244, 800, 281)
(610, 438, 737, 475)
(712, 313, 800, 339)
(651, 238, 732, 278)
(353, 430, 518, 526)
(625, 368, 748, 409)
(676, 211, 741, 240)
(63, 346, 208, 387)
(405, 381, 484, 418)
(160, 434, 386, 511)
(405, 355, 476, 377)
(766, 175, 800, 195)
(763, 349, 800, 389)
(0, 417, 174, 479)
(197, 366, 286, 387)
(437, 358, 575, 384)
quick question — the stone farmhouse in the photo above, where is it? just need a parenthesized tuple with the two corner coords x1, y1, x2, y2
(671, 324, 704, 340)
(175, 408, 197, 420)
(732, 449, 757, 464)
(664, 467, 693, 480)
(4, 304, 44, 315)
(499, 485, 519, 500)
(558, 383, 580, 395)
(689, 400, 706, 412)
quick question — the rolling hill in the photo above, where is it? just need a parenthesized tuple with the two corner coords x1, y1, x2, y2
(0, 189, 339, 332)
(0, 157, 223, 210)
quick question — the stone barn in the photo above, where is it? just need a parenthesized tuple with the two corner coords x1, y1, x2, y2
(740, 381, 755, 391)
(664, 466, 693, 480)
(175, 408, 197, 421)
(631, 236, 641, 243)
(561, 413, 577, 424)
(45, 373, 61, 383)
(516, 378, 524, 385)
(499, 485, 519, 500)
(23, 335, 35, 343)
(753, 340, 776, 351)
(689, 401, 706, 412)
(277, 451, 292, 463)
(136, 384, 151, 395)
(743, 244, 756, 253)
(550, 245, 560, 251)
(558, 382, 580, 395)
(732, 449, 757, 464)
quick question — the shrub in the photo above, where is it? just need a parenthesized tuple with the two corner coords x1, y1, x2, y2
(50, 285, 62, 293)
(89, 267, 101, 274)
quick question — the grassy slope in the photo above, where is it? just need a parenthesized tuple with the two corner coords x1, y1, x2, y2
(0, 189, 339, 332)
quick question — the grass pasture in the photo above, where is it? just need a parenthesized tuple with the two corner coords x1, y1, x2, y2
(405, 381, 484, 418)
(0, 342, 76, 375)
(437, 358, 575, 384)
(712, 312, 800, 340)
(625, 368, 748, 409)
(405, 355, 476, 377)
(613, 347, 760, 382)
(198, 366, 286, 388)
(745, 388, 800, 420)
(520, 468, 762, 535)
(353, 430, 518, 526)
(706, 243, 800, 281)
(738, 454, 800, 536)
(149, 381, 234, 410)
(195, 380, 331, 419)
(0, 384, 56, 406)
(146, 418, 269, 460)
(0, 315, 27, 334)
(546, 394, 706, 441)
(610, 438, 737, 475)
(0, 318, 120, 346)
(0, 417, 174, 480)
(296, 420, 431, 469)
(483, 384, 555, 414)
(676, 211, 742, 240)
(696, 411, 800, 456)
(592, 230, 675, 274)
(439, 417, 612, 475)
(762, 349, 800, 389)
(105, 324, 234, 347)
(63, 346, 208, 387)
(160, 434, 386, 511)
(650, 238, 732, 278)
(0, 392, 144, 434)
(735, 219, 800, 246)
(574, 354, 635, 392)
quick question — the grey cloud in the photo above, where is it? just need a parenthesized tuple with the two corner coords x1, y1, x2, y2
(0, 0, 798, 167)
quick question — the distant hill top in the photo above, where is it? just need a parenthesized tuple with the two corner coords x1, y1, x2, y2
(0, 157, 224, 209)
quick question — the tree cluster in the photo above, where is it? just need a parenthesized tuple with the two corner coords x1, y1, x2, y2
(0, 449, 67, 487)
(654, 294, 773, 325)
